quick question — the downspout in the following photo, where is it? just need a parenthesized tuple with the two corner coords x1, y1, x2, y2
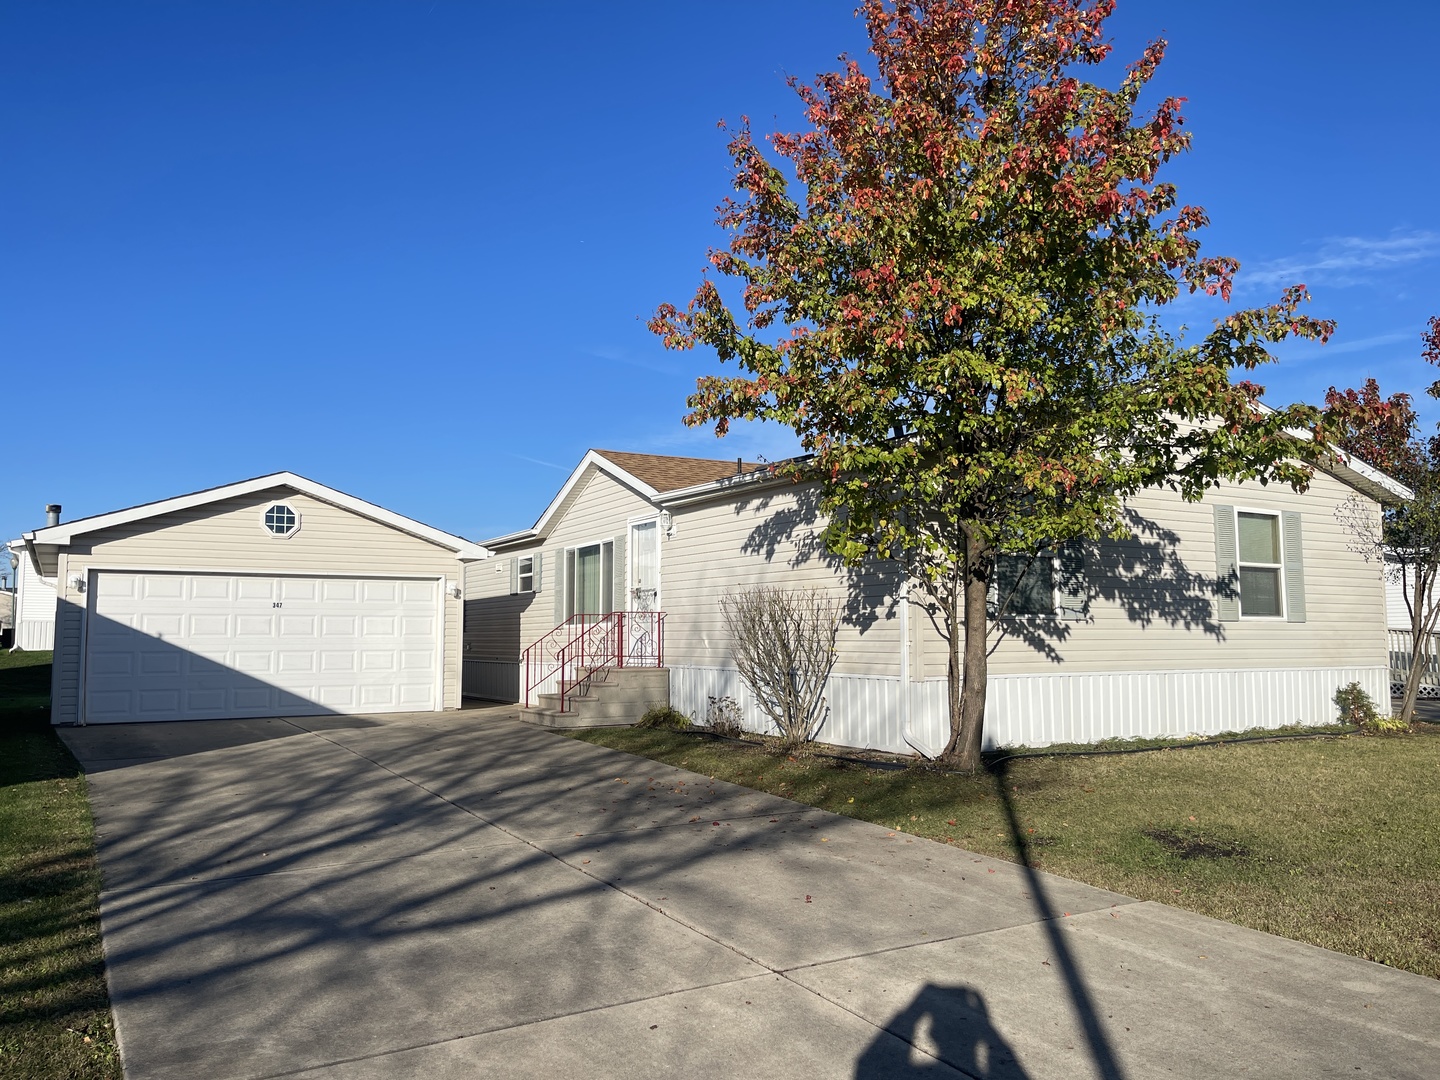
(899, 577, 940, 760)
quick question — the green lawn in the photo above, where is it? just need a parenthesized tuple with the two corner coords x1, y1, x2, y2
(567, 723, 1440, 980)
(0, 651, 120, 1078)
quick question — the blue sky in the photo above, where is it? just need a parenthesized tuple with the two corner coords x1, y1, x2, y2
(3, 0, 1438, 558)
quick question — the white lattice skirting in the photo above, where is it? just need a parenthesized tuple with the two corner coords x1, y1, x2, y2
(668, 664, 1392, 753)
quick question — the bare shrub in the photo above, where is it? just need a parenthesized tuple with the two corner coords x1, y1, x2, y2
(719, 586, 840, 750)
(706, 695, 745, 737)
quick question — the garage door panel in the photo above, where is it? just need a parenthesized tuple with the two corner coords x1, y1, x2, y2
(362, 581, 397, 604)
(142, 576, 185, 600)
(141, 614, 184, 637)
(191, 577, 232, 600)
(322, 580, 357, 602)
(317, 686, 358, 707)
(85, 573, 440, 722)
(236, 579, 275, 600)
(280, 579, 317, 602)
(138, 653, 182, 676)
(322, 616, 357, 637)
(280, 616, 316, 637)
(398, 684, 432, 705)
(189, 614, 230, 636)
(95, 574, 138, 599)
(234, 687, 277, 710)
(186, 689, 227, 711)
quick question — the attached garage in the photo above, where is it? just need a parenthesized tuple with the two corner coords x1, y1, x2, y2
(23, 473, 488, 725)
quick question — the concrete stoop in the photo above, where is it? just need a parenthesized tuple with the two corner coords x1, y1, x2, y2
(523, 667, 670, 728)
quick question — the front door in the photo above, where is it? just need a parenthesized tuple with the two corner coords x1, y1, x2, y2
(629, 520, 659, 611)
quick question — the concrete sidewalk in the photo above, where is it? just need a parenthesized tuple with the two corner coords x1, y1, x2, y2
(63, 708, 1440, 1079)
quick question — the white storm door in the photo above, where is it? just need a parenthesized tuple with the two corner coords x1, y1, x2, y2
(83, 572, 440, 723)
(629, 520, 659, 611)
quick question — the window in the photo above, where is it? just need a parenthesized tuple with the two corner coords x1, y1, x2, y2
(518, 556, 534, 593)
(1237, 511, 1283, 617)
(992, 554, 1054, 616)
(262, 503, 300, 538)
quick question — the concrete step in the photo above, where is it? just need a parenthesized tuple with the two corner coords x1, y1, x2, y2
(524, 667, 670, 728)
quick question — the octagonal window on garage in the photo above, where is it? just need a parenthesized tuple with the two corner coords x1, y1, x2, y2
(262, 503, 300, 538)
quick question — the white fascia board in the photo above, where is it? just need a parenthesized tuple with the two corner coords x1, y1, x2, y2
(656, 468, 789, 509)
(523, 451, 661, 539)
(26, 472, 492, 560)
(482, 529, 539, 550)
(1248, 400, 1412, 504)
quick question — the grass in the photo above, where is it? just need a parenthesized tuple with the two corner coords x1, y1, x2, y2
(0, 651, 121, 1078)
(566, 723, 1440, 980)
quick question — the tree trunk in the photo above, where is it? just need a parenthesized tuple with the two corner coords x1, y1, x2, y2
(940, 532, 991, 772)
(1400, 583, 1432, 726)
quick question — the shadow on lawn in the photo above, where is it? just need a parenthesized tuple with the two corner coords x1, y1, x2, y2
(987, 757, 1128, 1080)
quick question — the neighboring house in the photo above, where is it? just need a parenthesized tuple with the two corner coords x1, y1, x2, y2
(466, 447, 1407, 751)
(25, 473, 488, 726)
(6, 537, 59, 650)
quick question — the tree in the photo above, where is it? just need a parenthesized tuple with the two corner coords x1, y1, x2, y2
(720, 586, 840, 750)
(651, 0, 1334, 769)
(1324, 317, 1440, 726)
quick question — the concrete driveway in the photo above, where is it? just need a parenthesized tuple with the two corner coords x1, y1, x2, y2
(62, 708, 1440, 1080)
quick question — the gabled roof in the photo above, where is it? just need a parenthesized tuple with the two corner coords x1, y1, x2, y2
(23, 472, 490, 560)
(592, 450, 765, 493)
(483, 449, 767, 548)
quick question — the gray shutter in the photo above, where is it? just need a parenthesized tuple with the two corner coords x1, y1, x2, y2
(508, 557, 519, 596)
(612, 531, 628, 611)
(1213, 505, 1239, 622)
(1283, 511, 1306, 623)
(553, 550, 566, 623)
(1055, 543, 1087, 620)
(533, 552, 543, 593)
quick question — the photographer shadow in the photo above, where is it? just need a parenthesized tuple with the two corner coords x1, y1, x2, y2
(855, 983, 1031, 1078)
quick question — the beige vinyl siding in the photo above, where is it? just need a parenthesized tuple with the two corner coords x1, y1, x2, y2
(664, 483, 903, 677)
(463, 548, 541, 662)
(51, 487, 466, 724)
(661, 469, 1387, 682)
(911, 470, 1388, 676)
(521, 467, 656, 650)
(464, 465, 659, 671)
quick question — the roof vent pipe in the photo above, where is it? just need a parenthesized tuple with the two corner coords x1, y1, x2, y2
(45, 504, 61, 527)
(736, 457, 743, 476)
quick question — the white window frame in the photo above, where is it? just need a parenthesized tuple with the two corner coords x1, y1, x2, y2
(563, 535, 615, 619)
(1234, 507, 1286, 620)
(517, 555, 535, 593)
(259, 502, 301, 539)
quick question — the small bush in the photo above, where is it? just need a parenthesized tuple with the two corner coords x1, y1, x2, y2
(1335, 682, 1409, 735)
(706, 695, 745, 737)
(637, 705, 690, 730)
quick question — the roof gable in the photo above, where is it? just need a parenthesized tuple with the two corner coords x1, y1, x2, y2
(24, 472, 489, 560)
(484, 449, 767, 548)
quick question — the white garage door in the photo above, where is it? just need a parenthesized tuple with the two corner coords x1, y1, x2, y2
(84, 572, 440, 723)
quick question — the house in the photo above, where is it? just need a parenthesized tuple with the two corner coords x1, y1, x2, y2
(7, 528, 60, 651)
(466, 447, 1407, 751)
(25, 473, 488, 726)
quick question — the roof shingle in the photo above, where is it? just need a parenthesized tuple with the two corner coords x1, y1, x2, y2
(593, 450, 767, 493)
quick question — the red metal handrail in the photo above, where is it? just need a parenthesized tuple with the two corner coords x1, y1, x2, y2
(560, 611, 665, 713)
(522, 610, 665, 711)
(523, 613, 602, 708)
